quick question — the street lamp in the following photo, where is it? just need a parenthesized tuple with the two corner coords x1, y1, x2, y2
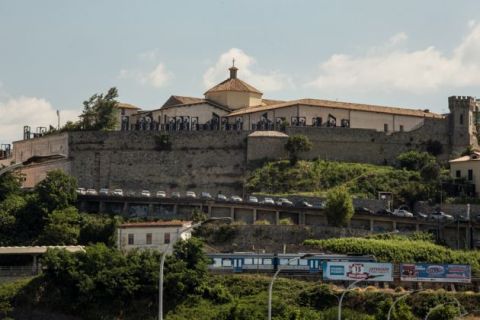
(158, 216, 231, 320)
(337, 275, 380, 320)
(387, 290, 421, 320)
(423, 296, 467, 320)
(268, 253, 313, 320)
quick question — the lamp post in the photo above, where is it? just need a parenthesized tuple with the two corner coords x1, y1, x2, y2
(158, 216, 231, 320)
(338, 275, 380, 320)
(268, 253, 313, 320)
(387, 290, 421, 320)
(423, 297, 467, 320)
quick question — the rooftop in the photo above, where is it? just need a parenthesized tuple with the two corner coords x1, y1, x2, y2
(449, 151, 480, 163)
(0, 246, 85, 255)
(118, 220, 193, 228)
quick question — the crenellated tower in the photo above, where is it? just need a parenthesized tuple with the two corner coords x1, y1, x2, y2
(448, 96, 478, 152)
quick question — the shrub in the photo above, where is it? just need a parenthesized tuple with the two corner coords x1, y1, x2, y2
(284, 135, 312, 165)
(325, 187, 354, 227)
(278, 218, 293, 225)
(254, 219, 270, 225)
(396, 150, 435, 171)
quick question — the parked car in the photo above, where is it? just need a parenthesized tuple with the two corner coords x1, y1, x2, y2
(276, 198, 294, 206)
(414, 211, 428, 220)
(217, 194, 228, 201)
(86, 188, 98, 195)
(312, 201, 326, 209)
(247, 196, 258, 203)
(392, 209, 414, 218)
(76, 188, 86, 195)
(171, 191, 181, 199)
(296, 200, 313, 208)
(230, 195, 243, 203)
(185, 191, 197, 199)
(126, 190, 136, 197)
(156, 191, 166, 198)
(375, 209, 393, 215)
(112, 189, 124, 196)
(355, 207, 374, 215)
(99, 188, 110, 196)
(201, 192, 213, 200)
(261, 197, 275, 205)
(140, 190, 151, 197)
(429, 211, 454, 222)
(455, 214, 469, 222)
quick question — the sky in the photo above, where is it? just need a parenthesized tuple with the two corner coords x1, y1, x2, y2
(1, 0, 480, 144)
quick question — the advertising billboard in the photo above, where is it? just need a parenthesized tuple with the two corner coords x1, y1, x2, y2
(400, 264, 471, 283)
(322, 261, 393, 282)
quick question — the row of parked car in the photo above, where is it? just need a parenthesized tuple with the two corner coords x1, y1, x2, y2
(355, 206, 460, 222)
(76, 188, 318, 207)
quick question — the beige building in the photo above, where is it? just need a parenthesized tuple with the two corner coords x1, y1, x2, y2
(125, 64, 444, 132)
(117, 221, 192, 253)
(449, 152, 480, 197)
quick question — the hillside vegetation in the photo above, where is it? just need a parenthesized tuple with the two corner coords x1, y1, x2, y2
(304, 234, 480, 273)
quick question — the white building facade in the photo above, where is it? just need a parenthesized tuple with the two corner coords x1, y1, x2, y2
(117, 221, 192, 253)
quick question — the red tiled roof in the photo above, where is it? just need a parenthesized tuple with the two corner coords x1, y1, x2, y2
(119, 221, 192, 228)
(205, 78, 262, 95)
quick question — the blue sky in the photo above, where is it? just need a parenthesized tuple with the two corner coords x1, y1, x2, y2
(1, 0, 480, 143)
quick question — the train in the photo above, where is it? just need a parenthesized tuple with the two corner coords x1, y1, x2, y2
(207, 252, 377, 273)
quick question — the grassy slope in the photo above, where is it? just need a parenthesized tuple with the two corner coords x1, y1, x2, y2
(246, 160, 421, 198)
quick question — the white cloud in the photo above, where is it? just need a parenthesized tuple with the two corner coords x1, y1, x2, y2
(0, 96, 79, 144)
(203, 48, 293, 92)
(308, 23, 480, 95)
(119, 51, 172, 88)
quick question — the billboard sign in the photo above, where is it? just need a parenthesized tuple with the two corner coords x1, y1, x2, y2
(322, 261, 393, 282)
(400, 264, 471, 283)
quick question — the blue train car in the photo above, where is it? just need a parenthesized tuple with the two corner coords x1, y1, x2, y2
(207, 253, 376, 273)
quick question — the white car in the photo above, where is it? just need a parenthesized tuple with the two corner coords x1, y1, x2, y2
(86, 188, 98, 195)
(140, 190, 151, 197)
(230, 195, 243, 202)
(112, 189, 123, 196)
(429, 211, 454, 222)
(276, 198, 294, 206)
(393, 209, 414, 218)
(99, 188, 110, 196)
(217, 194, 228, 201)
(186, 191, 197, 199)
(76, 188, 86, 195)
(248, 196, 258, 203)
(156, 191, 166, 198)
(261, 197, 275, 205)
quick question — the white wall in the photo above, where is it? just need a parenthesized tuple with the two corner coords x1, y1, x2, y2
(117, 226, 192, 253)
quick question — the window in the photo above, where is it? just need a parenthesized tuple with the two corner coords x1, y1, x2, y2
(164, 232, 170, 244)
(128, 233, 134, 245)
(468, 169, 473, 181)
(399, 125, 404, 132)
(146, 233, 152, 245)
(456, 170, 461, 178)
(384, 124, 389, 132)
(460, 114, 464, 125)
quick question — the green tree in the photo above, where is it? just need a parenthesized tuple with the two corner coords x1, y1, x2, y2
(325, 187, 354, 227)
(284, 135, 312, 165)
(78, 214, 120, 246)
(0, 195, 26, 245)
(460, 145, 475, 156)
(80, 87, 119, 130)
(0, 172, 22, 202)
(427, 304, 461, 320)
(38, 207, 80, 245)
(396, 150, 435, 171)
(420, 161, 441, 181)
(35, 170, 77, 212)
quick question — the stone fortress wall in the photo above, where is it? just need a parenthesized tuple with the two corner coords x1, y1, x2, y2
(8, 111, 463, 194)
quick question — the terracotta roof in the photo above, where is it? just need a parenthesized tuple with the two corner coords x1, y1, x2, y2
(119, 221, 192, 228)
(204, 78, 262, 95)
(262, 99, 285, 106)
(248, 131, 288, 138)
(162, 95, 205, 108)
(158, 98, 231, 113)
(0, 246, 85, 254)
(449, 152, 480, 163)
(227, 98, 445, 119)
(117, 102, 141, 110)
